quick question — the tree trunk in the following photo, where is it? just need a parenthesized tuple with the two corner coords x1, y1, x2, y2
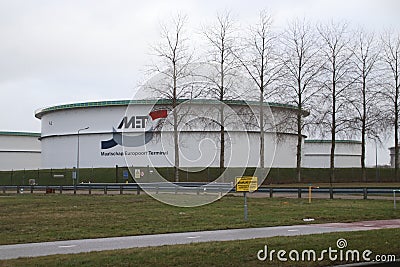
(259, 39, 265, 170)
(219, 48, 225, 175)
(173, 108, 179, 182)
(330, 86, 336, 184)
(259, 91, 265, 169)
(173, 63, 179, 182)
(219, 104, 225, 171)
(296, 110, 302, 183)
(296, 76, 302, 183)
(330, 129, 335, 184)
(396, 55, 399, 182)
(395, 92, 399, 182)
(361, 123, 366, 182)
(361, 76, 367, 182)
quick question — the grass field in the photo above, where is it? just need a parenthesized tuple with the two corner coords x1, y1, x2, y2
(0, 229, 399, 267)
(0, 194, 399, 245)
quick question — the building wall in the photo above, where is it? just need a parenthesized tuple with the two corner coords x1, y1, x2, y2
(37, 101, 302, 169)
(0, 134, 41, 170)
(303, 141, 361, 168)
(389, 147, 398, 168)
(39, 131, 300, 169)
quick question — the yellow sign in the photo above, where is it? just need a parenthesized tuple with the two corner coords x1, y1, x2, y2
(235, 176, 258, 192)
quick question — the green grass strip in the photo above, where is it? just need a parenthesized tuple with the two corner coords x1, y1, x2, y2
(0, 229, 399, 266)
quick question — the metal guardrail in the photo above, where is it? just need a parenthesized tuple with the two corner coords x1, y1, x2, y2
(1, 183, 400, 199)
(0, 182, 233, 195)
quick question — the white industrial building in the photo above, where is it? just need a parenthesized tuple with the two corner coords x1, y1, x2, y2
(33, 99, 364, 170)
(303, 140, 362, 168)
(31, 99, 368, 169)
(0, 131, 41, 170)
(35, 99, 306, 169)
(0, 99, 363, 171)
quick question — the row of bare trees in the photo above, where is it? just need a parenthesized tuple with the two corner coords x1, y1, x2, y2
(146, 12, 400, 183)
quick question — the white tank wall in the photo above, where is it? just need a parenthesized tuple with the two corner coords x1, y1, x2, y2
(37, 101, 301, 169)
(271, 133, 300, 168)
(389, 147, 398, 168)
(303, 141, 361, 168)
(40, 131, 300, 169)
(0, 134, 41, 170)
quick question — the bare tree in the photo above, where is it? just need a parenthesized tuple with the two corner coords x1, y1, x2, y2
(236, 11, 282, 169)
(381, 31, 400, 181)
(317, 21, 355, 183)
(348, 29, 383, 182)
(280, 19, 323, 182)
(201, 11, 240, 172)
(148, 14, 196, 182)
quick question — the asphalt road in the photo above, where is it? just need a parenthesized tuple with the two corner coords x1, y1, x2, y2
(0, 219, 399, 260)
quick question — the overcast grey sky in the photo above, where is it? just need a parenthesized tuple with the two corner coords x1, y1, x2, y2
(0, 0, 399, 165)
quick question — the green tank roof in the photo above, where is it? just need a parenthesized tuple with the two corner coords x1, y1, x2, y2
(0, 131, 40, 137)
(35, 99, 306, 119)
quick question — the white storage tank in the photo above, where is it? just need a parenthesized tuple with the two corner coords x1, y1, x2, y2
(35, 99, 306, 169)
(303, 140, 362, 168)
(0, 131, 41, 170)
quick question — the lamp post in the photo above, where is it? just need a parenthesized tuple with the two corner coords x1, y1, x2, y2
(77, 127, 89, 185)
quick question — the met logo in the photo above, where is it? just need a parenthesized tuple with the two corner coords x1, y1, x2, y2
(117, 116, 147, 129)
(101, 109, 168, 149)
